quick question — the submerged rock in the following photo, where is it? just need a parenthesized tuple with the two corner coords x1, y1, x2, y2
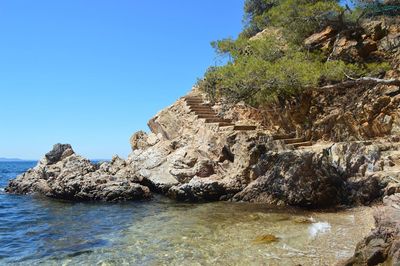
(253, 234, 280, 244)
(6, 144, 151, 202)
(293, 217, 315, 224)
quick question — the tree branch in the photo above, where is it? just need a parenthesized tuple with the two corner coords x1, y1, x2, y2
(318, 77, 400, 90)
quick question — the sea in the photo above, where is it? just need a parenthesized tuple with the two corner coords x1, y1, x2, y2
(0, 161, 374, 265)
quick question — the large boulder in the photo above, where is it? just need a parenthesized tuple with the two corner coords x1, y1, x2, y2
(6, 144, 151, 202)
(168, 177, 231, 202)
(45, 143, 74, 164)
(304, 26, 336, 49)
(232, 150, 345, 207)
(341, 194, 400, 266)
(130, 131, 149, 151)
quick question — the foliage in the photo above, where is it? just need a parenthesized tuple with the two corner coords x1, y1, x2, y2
(351, 0, 400, 18)
(242, 0, 279, 37)
(267, 0, 345, 43)
(241, 0, 344, 40)
(197, 0, 393, 107)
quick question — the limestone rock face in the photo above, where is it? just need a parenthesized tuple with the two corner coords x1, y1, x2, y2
(8, 85, 398, 208)
(232, 151, 344, 207)
(7, 83, 399, 209)
(129, 145, 179, 193)
(304, 26, 335, 48)
(130, 131, 149, 151)
(45, 143, 74, 164)
(6, 144, 151, 202)
(329, 142, 381, 176)
(256, 18, 398, 142)
(342, 193, 400, 266)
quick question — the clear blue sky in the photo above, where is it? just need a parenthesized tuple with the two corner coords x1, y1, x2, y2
(0, 1, 244, 160)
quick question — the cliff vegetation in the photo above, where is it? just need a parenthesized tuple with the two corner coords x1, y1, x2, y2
(198, 0, 398, 106)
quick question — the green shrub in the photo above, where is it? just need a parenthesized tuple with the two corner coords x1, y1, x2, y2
(198, 0, 392, 107)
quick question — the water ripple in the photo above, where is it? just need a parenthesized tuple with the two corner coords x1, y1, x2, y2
(0, 162, 374, 265)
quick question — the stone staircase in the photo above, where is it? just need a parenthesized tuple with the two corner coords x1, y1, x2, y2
(184, 95, 312, 148)
(184, 96, 257, 131)
(271, 133, 313, 149)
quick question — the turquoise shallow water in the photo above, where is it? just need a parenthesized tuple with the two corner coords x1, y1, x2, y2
(0, 162, 374, 265)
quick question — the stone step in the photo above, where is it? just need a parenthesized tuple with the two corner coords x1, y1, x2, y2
(186, 101, 205, 105)
(289, 141, 313, 148)
(189, 104, 211, 108)
(218, 122, 235, 127)
(197, 114, 218, 119)
(190, 107, 214, 112)
(233, 125, 257, 131)
(194, 109, 215, 113)
(205, 118, 232, 123)
(282, 137, 305, 144)
(193, 111, 216, 115)
(185, 96, 202, 99)
(187, 104, 211, 108)
(185, 97, 203, 101)
(272, 133, 296, 140)
(185, 99, 203, 103)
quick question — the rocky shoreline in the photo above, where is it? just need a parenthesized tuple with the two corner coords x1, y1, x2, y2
(7, 16, 400, 263)
(6, 144, 151, 202)
(2, 6, 400, 264)
(5, 86, 400, 264)
(7, 126, 399, 207)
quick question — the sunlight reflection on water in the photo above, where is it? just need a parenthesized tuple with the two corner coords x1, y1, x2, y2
(1, 162, 374, 266)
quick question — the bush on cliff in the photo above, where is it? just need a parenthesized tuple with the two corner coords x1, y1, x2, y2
(197, 0, 392, 106)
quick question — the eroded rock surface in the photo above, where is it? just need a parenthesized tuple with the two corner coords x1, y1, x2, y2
(6, 91, 400, 208)
(341, 193, 400, 266)
(6, 144, 151, 202)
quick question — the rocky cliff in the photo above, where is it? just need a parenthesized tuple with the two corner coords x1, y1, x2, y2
(217, 17, 400, 143)
(7, 89, 399, 207)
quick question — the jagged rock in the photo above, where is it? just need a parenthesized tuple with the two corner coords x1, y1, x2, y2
(232, 151, 345, 207)
(341, 193, 400, 266)
(360, 39, 378, 57)
(130, 131, 149, 151)
(6, 144, 151, 202)
(346, 174, 383, 205)
(148, 104, 186, 140)
(129, 145, 179, 193)
(379, 33, 400, 52)
(362, 20, 388, 41)
(328, 142, 381, 176)
(332, 37, 360, 61)
(168, 177, 233, 202)
(146, 133, 160, 146)
(385, 182, 400, 196)
(45, 143, 74, 164)
(304, 26, 335, 48)
(139, 167, 179, 194)
(161, 135, 391, 207)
